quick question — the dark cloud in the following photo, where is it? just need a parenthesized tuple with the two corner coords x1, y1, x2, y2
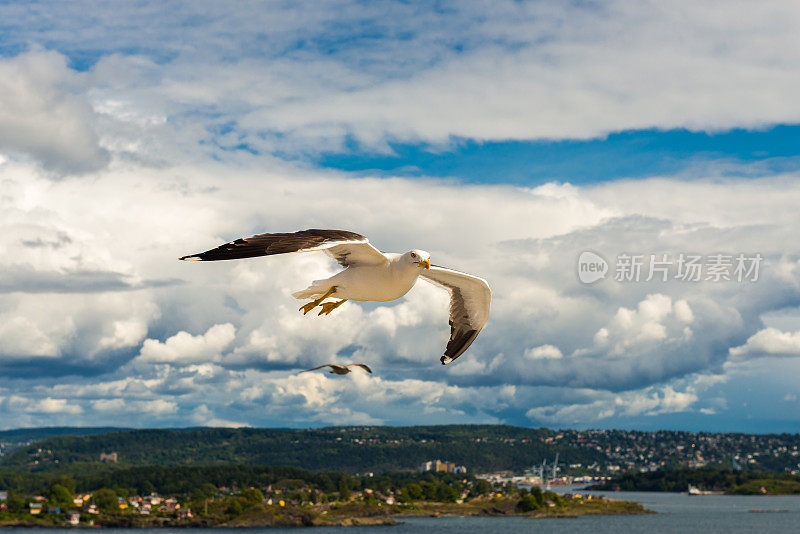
(0, 346, 139, 380)
(0, 267, 183, 294)
(20, 232, 73, 248)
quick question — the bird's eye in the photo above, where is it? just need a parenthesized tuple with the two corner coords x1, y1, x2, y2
(411, 253, 417, 259)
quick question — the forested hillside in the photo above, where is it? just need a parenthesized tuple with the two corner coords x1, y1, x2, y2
(0, 425, 604, 474)
(0, 427, 127, 459)
(0, 427, 126, 444)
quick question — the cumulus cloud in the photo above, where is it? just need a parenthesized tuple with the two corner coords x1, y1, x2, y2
(90, 397, 177, 416)
(2, 1, 800, 430)
(136, 399, 178, 416)
(35, 397, 83, 414)
(729, 327, 800, 358)
(2, 2, 799, 167)
(5, 396, 84, 415)
(190, 404, 251, 428)
(0, 314, 67, 358)
(592, 294, 694, 356)
(0, 50, 109, 173)
(524, 345, 563, 360)
(91, 398, 125, 411)
(4, 155, 800, 429)
(138, 324, 236, 364)
(528, 385, 699, 425)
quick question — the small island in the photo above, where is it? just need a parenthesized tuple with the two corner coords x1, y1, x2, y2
(0, 465, 650, 527)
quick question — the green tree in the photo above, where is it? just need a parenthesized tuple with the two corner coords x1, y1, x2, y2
(54, 476, 76, 495)
(242, 488, 264, 503)
(141, 480, 156, 496)
(93, 488, 118, 512)
(472, 479, 491, 496)
(543, 490, 561, 506)
(5, 491, 25, 513)
(405, 483, 423, 501)
(49, 484, 73, 507)
(317, 474, 335, 492)
(517, 494, 541, 512)
(338, 478, 351, 501)
(436, 484, 458, 503)
(421, 481, 437, 500)
(529, 486, 544, 506)
(226, 498, 243, 516)
(192, 483, 217, 501)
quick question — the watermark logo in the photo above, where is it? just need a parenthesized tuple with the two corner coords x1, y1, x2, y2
(577, 251, 609, 284)
(578, 252, 763, 284)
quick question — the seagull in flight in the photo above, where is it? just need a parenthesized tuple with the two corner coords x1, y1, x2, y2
(180, 229, 491, 365)
(301, 363, 373, 375)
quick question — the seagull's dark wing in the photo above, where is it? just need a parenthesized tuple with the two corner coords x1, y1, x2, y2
(181, 229, 387, 266)
(300, 364, 334, 373)
(420, 266, 491, 365)
(348, 364, 373, 373)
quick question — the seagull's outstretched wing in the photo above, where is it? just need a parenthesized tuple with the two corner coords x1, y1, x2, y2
(180, 229, 388, 267)
(300, 364, 335, 373)
(420, 266, 491, 365)
(347, 364, 373, 373)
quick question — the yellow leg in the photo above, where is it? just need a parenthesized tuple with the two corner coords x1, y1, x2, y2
(299, 287, 337, 315)
(318, 299, 348, 316)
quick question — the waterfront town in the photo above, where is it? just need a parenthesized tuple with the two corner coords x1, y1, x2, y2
(0, 489, 193, 525)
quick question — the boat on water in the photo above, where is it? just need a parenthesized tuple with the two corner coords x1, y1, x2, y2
(748, 509, 788, 513)
(687, 484, 725, 496)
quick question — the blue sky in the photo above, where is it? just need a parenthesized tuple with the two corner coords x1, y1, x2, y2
(1, 0, 800, 433)
(313, 126, 800, 185)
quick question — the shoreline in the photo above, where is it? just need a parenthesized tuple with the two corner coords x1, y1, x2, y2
(0, 498, 652, 528)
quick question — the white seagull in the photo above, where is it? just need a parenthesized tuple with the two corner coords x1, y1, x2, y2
(180, 229, 491, 365)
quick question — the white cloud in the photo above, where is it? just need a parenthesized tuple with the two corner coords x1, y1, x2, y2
(91, 397, 179, 416)
(99, 319, 149, 350)
(133, 1, 800, 150)
(528, 385, 699, 425)
(1, 2, 800, 429)
(0, 50, 108, 173)
(190, 404, 251, 428)
(92, 398, 125, 412)
(0, 314, 67, 357)
(138, 324, 236, 365)
(525, 345, 563, 360)
(134, 399, 178, 416)
(593, 294, 694, 356)
(730, 327, 800, 358)
(30, 397, 83, 415)
(5, 157, 800, 428)
(92, 398, 125, 411)
(2, 2, 798, 170)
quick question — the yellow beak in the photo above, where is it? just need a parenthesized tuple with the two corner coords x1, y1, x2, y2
(417, 258, 431, 269)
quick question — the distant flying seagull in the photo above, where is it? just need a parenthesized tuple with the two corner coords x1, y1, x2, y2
(301, 363, 373, 375)
(180, 229, 491, 365)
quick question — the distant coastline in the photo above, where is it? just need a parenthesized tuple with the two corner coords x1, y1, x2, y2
(590, 468, 800, 495)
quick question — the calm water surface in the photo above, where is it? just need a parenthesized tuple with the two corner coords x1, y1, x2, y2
(5, 490, 800, 533)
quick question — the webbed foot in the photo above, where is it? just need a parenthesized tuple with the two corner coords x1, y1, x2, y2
(299, 301, 318, 315)
(298, 287, 337, 315)
(318, 299, 348, 316)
